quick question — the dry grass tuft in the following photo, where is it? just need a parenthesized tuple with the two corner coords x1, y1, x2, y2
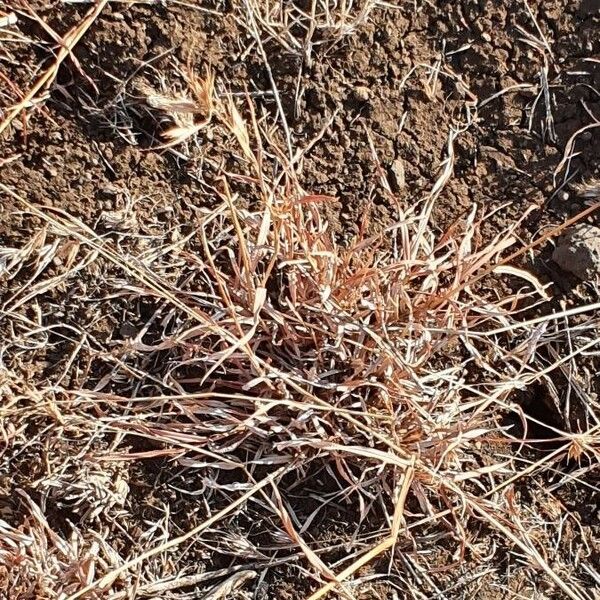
(1, 9, 599, 598)
(241, 0, 385, 64)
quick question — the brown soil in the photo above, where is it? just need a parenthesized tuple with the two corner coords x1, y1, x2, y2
(1, 0, 599, 598)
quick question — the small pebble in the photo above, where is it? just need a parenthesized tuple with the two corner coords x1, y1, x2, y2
(353, 86, 370, 102)
(44, 164, 58, 178)
(389, 158, 406, 191)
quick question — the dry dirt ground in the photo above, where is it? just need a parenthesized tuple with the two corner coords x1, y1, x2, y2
(1, 0, 600, 599)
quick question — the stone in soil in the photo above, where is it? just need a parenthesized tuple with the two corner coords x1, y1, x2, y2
(552, 224, 600, 280)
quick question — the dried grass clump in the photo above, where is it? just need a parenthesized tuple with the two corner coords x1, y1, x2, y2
(0, 491, 108, 599)
(573, 177, 600, 199)
(1, 72, 599, 600)
(241, 0, 385, 65)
